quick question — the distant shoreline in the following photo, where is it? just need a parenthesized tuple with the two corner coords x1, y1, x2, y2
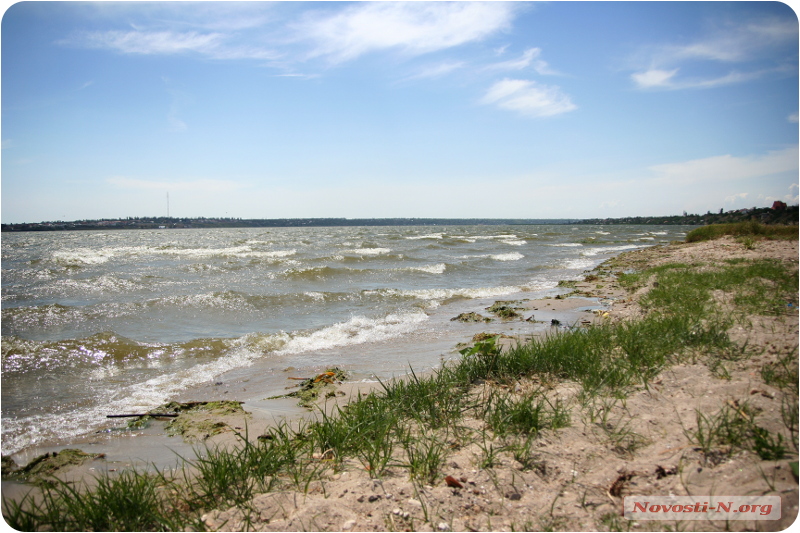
(2, 205, 797, 232)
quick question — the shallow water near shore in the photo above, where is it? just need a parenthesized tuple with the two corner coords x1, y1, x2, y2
(2, 224, 690, 460)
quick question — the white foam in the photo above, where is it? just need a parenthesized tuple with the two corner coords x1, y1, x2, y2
(581, 244, 640, 257)
(1, 332, 292, 454)
(491, 252, 524, 261)
(405, 233, 443, 240)
(391, 285, 522, 301)
(345, 248, 392, 255)
(407, 263, 447, 274)
(564, 257, 595, 270)
(52, 248, 119, 265)
(276, 311, 428, 355)
(550, 243, 582, 247)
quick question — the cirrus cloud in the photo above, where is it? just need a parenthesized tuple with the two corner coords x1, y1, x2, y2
(480, 78, 576, 117)
(293, 2, 516, 63)
(648, 145, 799, 184)
(630, 17, 797, 90)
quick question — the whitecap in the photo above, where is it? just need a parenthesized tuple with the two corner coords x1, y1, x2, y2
(345, 248, 392, 255)
(581, 244, 640, 257)
(407, 263, 447, 274)
(405, 233, 443, 240)
(491, 252, 524, 261)
(276, 311, 428, 355)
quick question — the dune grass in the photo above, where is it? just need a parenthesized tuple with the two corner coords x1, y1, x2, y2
(3, 245, 798, 531)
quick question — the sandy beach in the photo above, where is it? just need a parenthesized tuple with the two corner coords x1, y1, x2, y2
(3, 234, 798, 531)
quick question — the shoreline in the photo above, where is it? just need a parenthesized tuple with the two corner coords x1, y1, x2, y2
(3, 235, 798, 531)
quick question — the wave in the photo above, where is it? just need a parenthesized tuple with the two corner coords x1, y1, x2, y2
(563, 257, 596, 270)
(405, 263, 447, 274)
(373, 285, 524, 303)
(1, 309, 433, 454)
(491, 252, 524, 261)
(405, 233, 443, 240)
(282, 266, 355, 281)
(1, 332, 286, 455)
(342, 247, 392, 256)
(276, 310, 428, 355)
(580, 244, 641, 257)
(51, 245, 298, 266)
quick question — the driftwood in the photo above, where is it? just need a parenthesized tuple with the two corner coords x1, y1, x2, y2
(106, 413, 179, 418)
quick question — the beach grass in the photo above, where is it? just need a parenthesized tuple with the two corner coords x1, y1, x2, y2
(4, 241, 798, 531)
(685, 220, 798, 243)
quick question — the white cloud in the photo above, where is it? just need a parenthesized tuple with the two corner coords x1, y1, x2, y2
(631, 68, 678, 89)
(481, 78, 576, 117)
(74, 30, 224, 55)
(630, 17, 797, 90)
(405, 61, 466, 81)
(484, 47, 554, 74)
(789, 113, 799, 123)
(724, 192, 749, 203)
(63, 29, 280, 61)
(671, 18, 797, 63)
(293, 2, 516, 63)
(107, 177, 243, 193)
(632, 68, 762, 90)
(649, 146, 799, 184)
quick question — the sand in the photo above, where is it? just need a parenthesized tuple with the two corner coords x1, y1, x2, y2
(5, 236, 798, 531)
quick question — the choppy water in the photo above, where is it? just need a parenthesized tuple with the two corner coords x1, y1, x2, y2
(1, 224, 689, 455)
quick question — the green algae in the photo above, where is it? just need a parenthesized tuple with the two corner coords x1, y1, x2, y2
(161, 401, 249, 441)
(485, 301, 525, 319)
(266, 367, 348, 408)
(450, 312, 492, 323)
(3, 449, 102, 482)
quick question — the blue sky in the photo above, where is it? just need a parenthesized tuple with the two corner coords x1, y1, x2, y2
(2, 1, 798, 223)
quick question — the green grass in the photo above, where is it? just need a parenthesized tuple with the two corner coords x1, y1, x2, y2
(686, 221, 798, 243)
(686, 401, 788, 463)
(3, 469, 185, 532)
(479, 388, 570, 438)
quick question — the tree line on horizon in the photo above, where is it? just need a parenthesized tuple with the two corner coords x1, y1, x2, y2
(2, 205, 797, 232)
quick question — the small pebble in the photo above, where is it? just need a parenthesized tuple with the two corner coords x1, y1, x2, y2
(438, 522, 451, 531)
(342, 519, 356, 530)
(392, 508, 401, 515)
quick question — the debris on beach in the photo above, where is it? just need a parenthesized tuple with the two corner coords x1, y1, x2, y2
(2, 449, 104, 483)
(450, 312, 492, 323)
(485, 300, 525, 319)
(162, 401, 249, 441)
(267, 367, 348, 408)
(111, 401, 250, 441)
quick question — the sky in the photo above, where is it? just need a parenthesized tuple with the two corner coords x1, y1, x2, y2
(1, 1, 798, 223)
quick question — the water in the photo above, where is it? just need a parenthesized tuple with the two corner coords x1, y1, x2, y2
(1, 224, 689, 456)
